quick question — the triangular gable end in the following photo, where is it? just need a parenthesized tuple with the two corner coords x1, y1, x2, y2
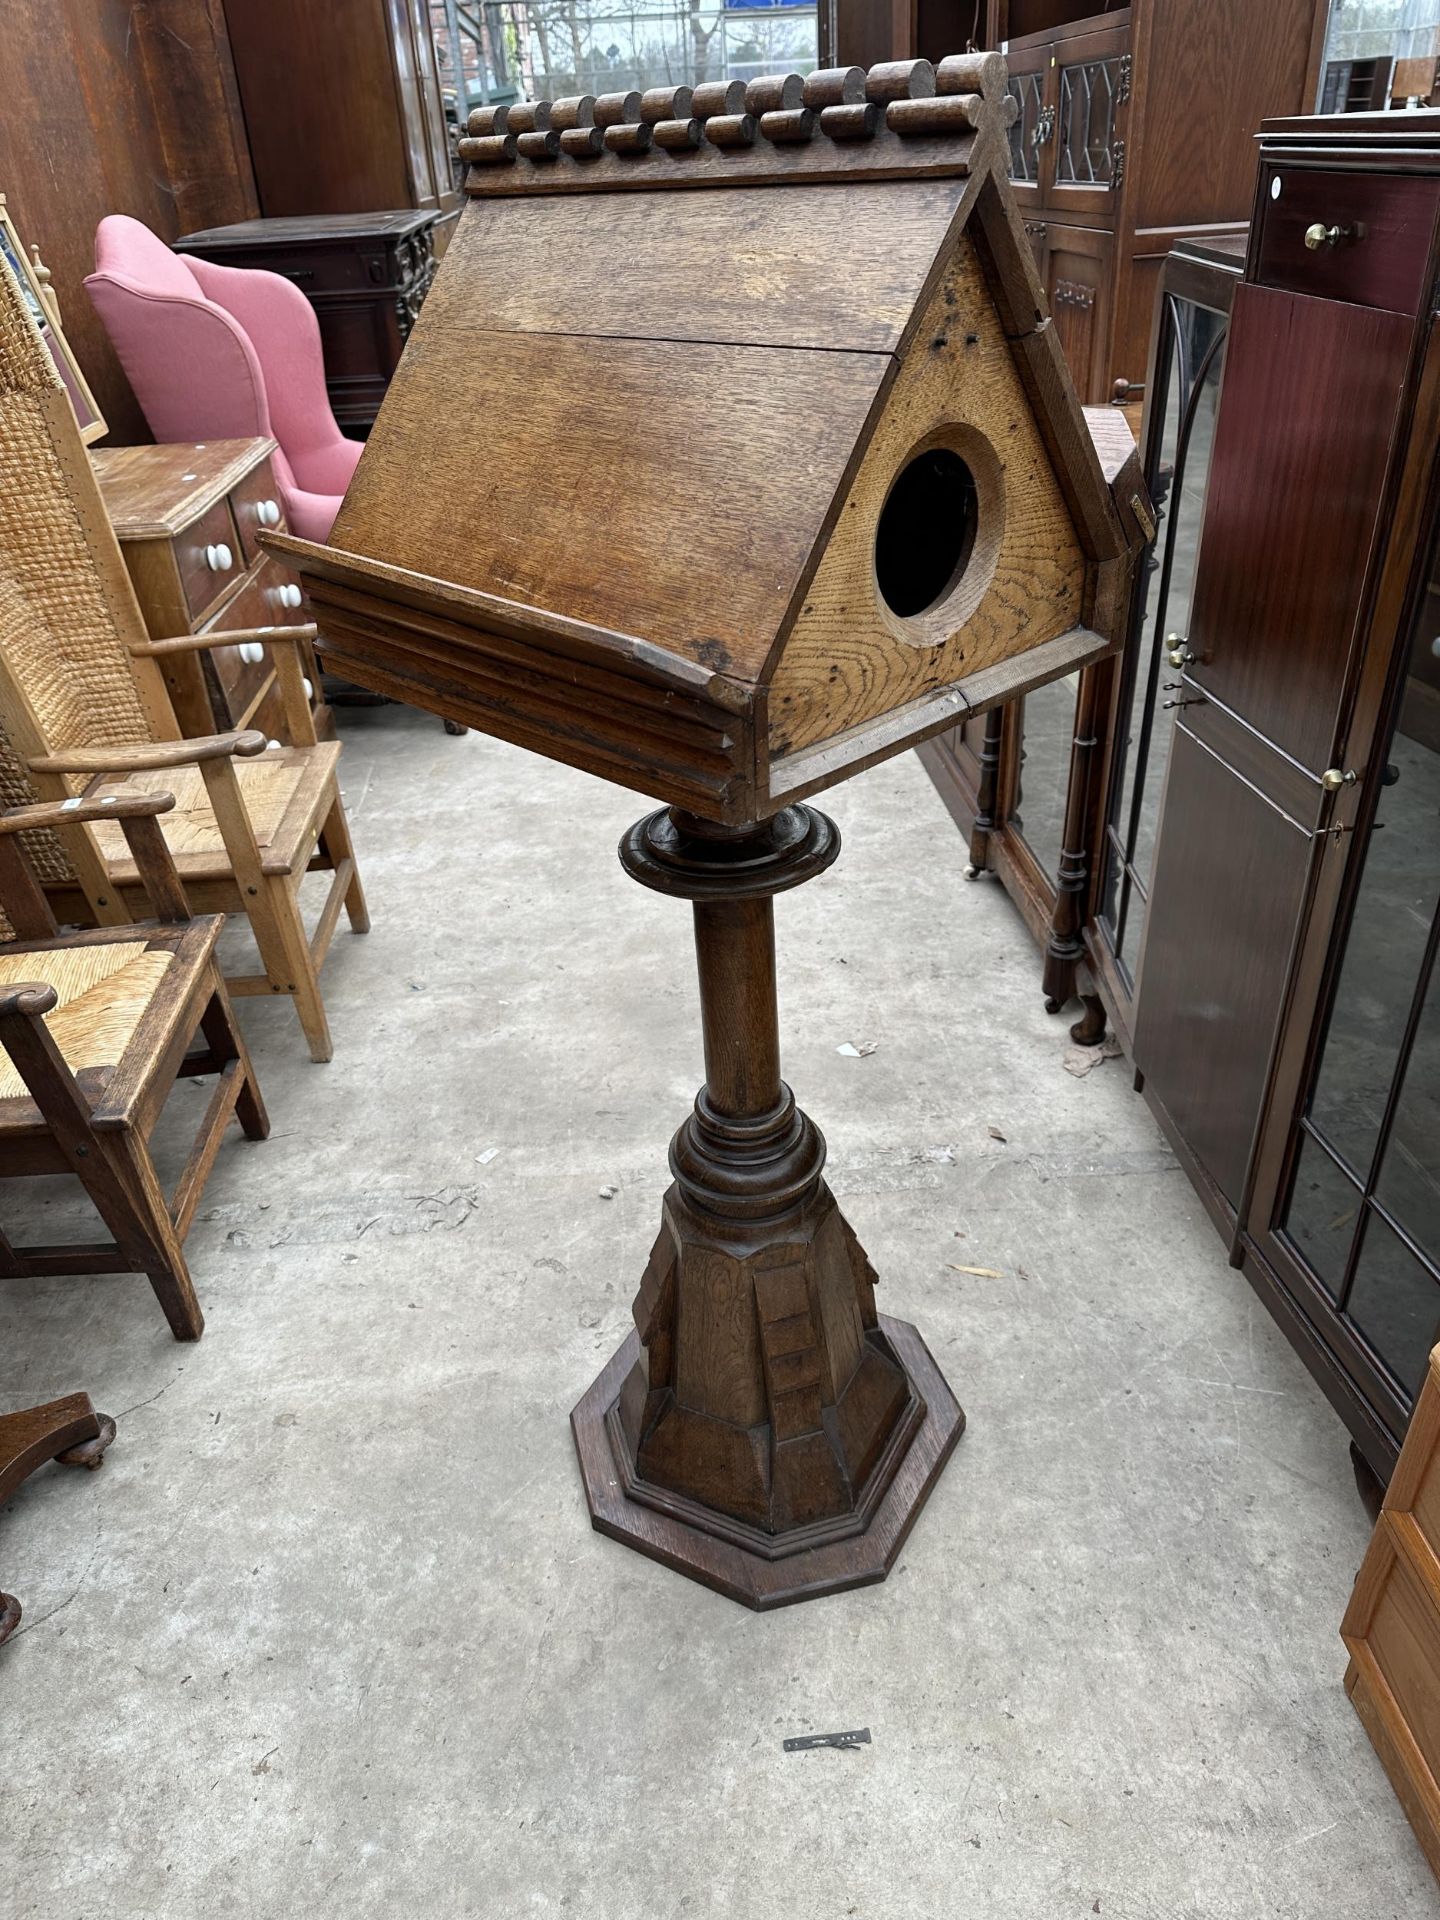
(268, 59, 1147, 827)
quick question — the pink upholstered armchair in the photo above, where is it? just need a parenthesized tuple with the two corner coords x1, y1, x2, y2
(86, 215, 361, 542)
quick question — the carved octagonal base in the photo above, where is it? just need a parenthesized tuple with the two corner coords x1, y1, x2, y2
(569, 803, 966, 1609)
(573, 1314, 964, 1610)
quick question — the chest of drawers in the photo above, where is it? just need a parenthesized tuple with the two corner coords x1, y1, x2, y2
(90, 437, 328, 742)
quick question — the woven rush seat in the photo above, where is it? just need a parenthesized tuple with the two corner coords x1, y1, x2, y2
(0, 938, 179, 1105)
(0, 782, 266, 1339)
(88, 742, 342, 884)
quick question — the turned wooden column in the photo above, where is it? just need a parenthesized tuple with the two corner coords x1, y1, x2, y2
(571, 805, 964, 1608)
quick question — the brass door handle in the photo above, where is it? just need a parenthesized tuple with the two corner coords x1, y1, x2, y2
(1321, 767, 1357, 792)
(1305, 222, 1350, 251)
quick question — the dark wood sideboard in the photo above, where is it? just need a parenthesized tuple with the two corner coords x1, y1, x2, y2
(173, 212, 440, 434)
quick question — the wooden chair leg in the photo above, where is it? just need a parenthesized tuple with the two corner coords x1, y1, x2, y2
(319, 793, 370, 935)
(198, 974, 269, 1140)
(272, 873, 333, 1063)
(240, 868, 334, 1064)
(103, 1132, 205, 1341)
(0, 989, 203, 1338)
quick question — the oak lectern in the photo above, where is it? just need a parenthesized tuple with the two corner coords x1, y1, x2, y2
(269, 53, 1149, 1608)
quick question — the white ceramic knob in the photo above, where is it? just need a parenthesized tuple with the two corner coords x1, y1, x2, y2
(303, 676, 314, 699)
(266, 738, 282, 750)
(205, 542, 234, 572)
(238, 641, 265, 665)
(258, 499, 281, 527)
(278, 583, 302, 609)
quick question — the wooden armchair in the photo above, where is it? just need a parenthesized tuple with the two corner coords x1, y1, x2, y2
(0, 248, 368, 1062)
(0, 782, 267, 1339)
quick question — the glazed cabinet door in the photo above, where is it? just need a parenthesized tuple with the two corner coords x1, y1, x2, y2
(1048, 17, 1130, 224)
(1181, 284, 1413, 773)
(1132, 281, 1414, 1226)
(1240, 327, 1440, 1472)
(1003, 40, 1051, 214)
(1097, 277, 1233, 1024)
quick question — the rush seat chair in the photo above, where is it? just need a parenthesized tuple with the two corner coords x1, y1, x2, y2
(0, 250, 368, 1063)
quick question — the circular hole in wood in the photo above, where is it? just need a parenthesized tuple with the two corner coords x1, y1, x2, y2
(874, 449, 980, 619)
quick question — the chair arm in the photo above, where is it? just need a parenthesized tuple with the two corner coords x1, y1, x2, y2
(29, 730, 267, 777)
(0, 788, 174, 834)
(130, 626, 319, 747)
(0, 982, 58, 1019)
(129, 623, 318, 659)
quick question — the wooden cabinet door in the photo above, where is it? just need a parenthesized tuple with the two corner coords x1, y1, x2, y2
(1183, 284, 1414, 774)
(1002, 40, 1051, 216)
(1134, 719, 1323, 1215)
(1048, 18, 1131, 225)
(1040, 221, 1114, 404)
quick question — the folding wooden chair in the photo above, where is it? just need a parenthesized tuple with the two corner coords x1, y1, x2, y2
(0, 783, 267, 1339)
(0, 250, 368, 1063)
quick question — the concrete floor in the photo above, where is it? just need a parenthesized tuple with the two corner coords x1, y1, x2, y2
(1, 708, 1433, 1918)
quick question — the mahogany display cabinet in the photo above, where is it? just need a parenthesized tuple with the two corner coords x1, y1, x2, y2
(1073, 109, 1440, 1484)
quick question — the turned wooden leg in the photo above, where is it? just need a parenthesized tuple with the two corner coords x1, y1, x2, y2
(0, 1393, 115, 1649)
(964, 705, 1005, 880)
(1043, 666, 1105, 1016)
(571, 805, 965, 1609)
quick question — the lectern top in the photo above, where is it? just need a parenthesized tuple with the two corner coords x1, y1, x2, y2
(268, 51, 1148, 826)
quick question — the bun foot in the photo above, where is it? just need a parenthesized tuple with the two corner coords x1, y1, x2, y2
(56, 1413, 116, 1470)
(1069, 994, 1107, 1047)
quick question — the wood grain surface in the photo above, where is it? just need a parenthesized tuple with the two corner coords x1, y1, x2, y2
(90, 439, 278, 539)
(767, 232, 1085, 756)
(1185, 284, 1411, 774)
(423, 179, 966, 353)
(331, 328, 891, 681)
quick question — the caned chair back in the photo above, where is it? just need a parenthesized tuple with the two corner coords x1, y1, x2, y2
(0, 251, 179, 892)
